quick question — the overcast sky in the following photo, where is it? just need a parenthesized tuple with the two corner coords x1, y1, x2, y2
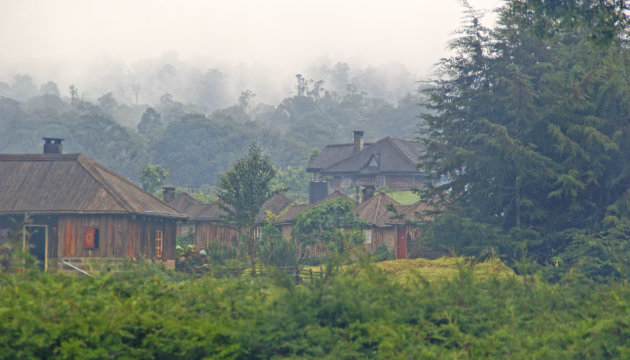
(0, 0, 502, 81)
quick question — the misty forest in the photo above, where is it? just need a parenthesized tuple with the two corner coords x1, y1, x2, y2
(2, 0, 630, 358)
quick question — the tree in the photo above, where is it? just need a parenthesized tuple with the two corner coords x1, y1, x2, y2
(215, 142, 277, 265)
(137, 107, 162, 136)
(140, 164, 169, 194)
(421, 1, 630, 237)
(39, 81, 60, 97)
(294, 198, 365, 262)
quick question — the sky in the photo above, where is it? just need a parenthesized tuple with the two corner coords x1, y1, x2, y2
(0, 0, 503, 82)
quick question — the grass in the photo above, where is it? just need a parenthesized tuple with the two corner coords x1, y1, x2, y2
(305, 257, 515, 284)
(388, 190, 421, 205)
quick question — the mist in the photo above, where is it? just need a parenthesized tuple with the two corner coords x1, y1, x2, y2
(0, 0, 502, 108)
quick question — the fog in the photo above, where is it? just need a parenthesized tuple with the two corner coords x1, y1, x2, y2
(0, 0, 502, 107)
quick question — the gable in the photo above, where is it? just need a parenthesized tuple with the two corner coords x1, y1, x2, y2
(321, 137, 424, 175)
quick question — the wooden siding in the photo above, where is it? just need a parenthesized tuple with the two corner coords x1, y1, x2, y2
(385, 175, 416, 190)
(194, 221, 239, 250)
(56, 215, 177, 261)
(363, 227, 396, 253)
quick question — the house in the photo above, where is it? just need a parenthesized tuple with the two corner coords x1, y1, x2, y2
(274, 190, 355, 241)
(355, 191, 410, 258)
(307, 131, 428, 192)
(0, 138, 186, 271)
(164, 190, 239, 250)
(162, 189, 201, 237)
(165, 191, 293, 250)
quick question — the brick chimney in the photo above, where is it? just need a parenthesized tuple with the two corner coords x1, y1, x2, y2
(43, 137, 64, 154)
(162, 187, 175, 202)
(353, 131, 364, 153)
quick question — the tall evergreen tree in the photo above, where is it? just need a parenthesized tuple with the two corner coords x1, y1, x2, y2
(422, 0, 630, 233)
(215, 142, 277, 265)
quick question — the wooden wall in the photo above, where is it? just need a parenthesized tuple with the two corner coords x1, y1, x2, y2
(1, 215, 60, 261)
(194, 221, 239, 250)
(57, 215, 177, 261)
(364, 227, 396, 253)
(385, 175, 416, 190)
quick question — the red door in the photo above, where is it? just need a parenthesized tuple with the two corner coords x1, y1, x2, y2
(396, 226, 407, 259)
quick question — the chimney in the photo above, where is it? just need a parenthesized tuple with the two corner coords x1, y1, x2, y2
(353, 130, 364, 153)
(362, 185, 375, 203)
(162, 187, 175, 202)
(43, 137, 64, 154)
(309, 181, 328, 204)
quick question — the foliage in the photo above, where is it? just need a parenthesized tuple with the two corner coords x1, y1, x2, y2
(175, 227, 195, 249)
(420, 209, 516, 259)
(270, 166, 310, 202)
(215, 142, 276, 262)
(137, 107, 162, 136)
(259, 223, 300, 269)
(422, 1, 630, 234)
(554, 219, 630, 282)
(2, 259, 630, 358)
(294, 198, 365, 262)
(139, 164, 169, 193)
(372, 245, 395, 262)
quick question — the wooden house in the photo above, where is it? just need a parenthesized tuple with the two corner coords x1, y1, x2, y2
(0, 139, 186, 271)
(307, 131, 429, 191)
(165, 191, 293, 250)
(164, 191, 238, 250)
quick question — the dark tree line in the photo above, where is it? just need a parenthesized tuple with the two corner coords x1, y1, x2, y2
(421, 0, 630, 278)
(0, 66, 424, 187)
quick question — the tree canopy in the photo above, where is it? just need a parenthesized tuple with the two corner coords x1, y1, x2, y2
(422, 0, 630, 234)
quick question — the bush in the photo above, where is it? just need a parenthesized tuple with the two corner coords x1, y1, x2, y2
(372, 245, 395, 262)
(2, 259, 630, 358)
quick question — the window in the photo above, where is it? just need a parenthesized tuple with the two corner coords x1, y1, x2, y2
(254, 226, 264, 241)
(367, 155, 379, 168)
(363, 229, 372, 244)
(156, 230, 163, 258)
(84, 228, 100, 249)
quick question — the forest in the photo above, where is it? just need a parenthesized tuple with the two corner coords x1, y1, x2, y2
(0, 60, 424, 187)
(2, 0, 630, 358)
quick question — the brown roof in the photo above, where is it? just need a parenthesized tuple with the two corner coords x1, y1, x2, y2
(355, 191, 401, 227)
(0, 153, 186, 219)
(256, 193, 293, 223)
(307, 143, 372, 172)
(166, 192, 201, 213)
(315, 189, 356, 205)
(321, 137, 425, 175)
(187, 203, 225, 222)
(275, 204, 312, 225)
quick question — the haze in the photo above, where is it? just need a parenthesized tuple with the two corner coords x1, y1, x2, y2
(0, 0, 501, 104)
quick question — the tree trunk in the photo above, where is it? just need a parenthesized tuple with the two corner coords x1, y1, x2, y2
(515, 176, 521, 228)
(247, 227, 256, 274)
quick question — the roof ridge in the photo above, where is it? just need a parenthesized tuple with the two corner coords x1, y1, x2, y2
(323, 137, 389, 172)
(90, 159, 185, 215)
(0, 153, 81, 161)
(373, 194, 381, 224)
(385, 137, 419, 168)
(76, 155, 133, 212)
